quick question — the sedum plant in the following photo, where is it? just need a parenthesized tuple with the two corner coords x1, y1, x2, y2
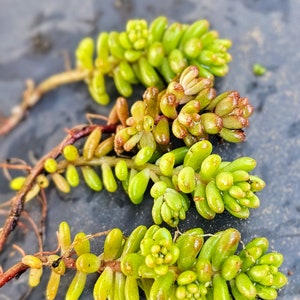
(0, 65, 259, 252)
(77, 16, 232, 104)
(5, 221, 287, 300)
(0, 16, 232, 135)
(0, 15, 289, 300)
(0, 65, 283, 299)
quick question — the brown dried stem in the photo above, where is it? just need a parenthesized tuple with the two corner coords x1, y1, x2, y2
(0, 69, 89, 136)
(0, 123, 117, 252)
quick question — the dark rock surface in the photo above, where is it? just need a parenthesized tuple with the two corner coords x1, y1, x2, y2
(0, 0, 299, 299)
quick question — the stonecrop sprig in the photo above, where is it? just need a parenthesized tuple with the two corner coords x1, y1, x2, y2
(76, 16, 232, 105)
(0, 65, 259, 254)
(113, 65, 253, 154)
(9, 137, 265, 229)
(14, 221, 287, 300)
(0, 16, 232, 136)
(9, 125, 263, 229)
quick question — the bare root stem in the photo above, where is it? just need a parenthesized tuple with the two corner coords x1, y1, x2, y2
(0, 69, 89, 136)
(0, 123, 117, 252)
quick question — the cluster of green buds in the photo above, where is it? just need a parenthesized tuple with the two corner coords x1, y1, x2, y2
(75, 16, 232, 104)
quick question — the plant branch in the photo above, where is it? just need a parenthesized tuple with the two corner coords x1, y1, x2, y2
(56, 156, 162, 174)
(0, 123, 117, 253)
(0, 262, 29, 288)
(0, 228, 114, 288)
(0, 69, 89, 136)
(0, 257, 120, 288)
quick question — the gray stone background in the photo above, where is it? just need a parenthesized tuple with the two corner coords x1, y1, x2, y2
(0, 0, 299, 299)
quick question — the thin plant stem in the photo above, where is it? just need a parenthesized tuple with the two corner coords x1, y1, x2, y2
(0, 123, 116, 252)
(0, 69, 89, 136)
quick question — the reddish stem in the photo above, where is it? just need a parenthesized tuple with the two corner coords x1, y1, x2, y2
(0, 262, 29, 288)
(0, 124, 117, 252)
(0, 257, 120, 288)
